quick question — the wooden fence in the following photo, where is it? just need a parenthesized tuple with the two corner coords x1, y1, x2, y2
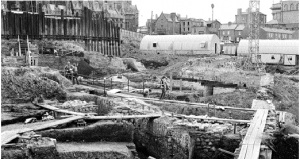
(1, 7, 121, 56)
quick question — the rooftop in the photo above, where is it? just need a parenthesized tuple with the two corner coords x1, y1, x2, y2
(219, 24, 238, 30)
(261, 27, 295, 34)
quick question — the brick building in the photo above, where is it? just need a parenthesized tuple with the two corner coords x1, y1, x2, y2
(154, 12, 180, 35)
(235, 8, 267, 25)
(267, 0, 299, 30)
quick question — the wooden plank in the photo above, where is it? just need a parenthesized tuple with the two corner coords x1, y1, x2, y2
(238, 145, 248, 159)
(242, 110, 262, 145)
(1, 131, 19, 145)
(174, 114, 251, 123)
(85, 114, 161, 120)
(108, 92, 255, 112)
(31, 116, 83, 131)
(244, 144, 254, 159)
(247, 110, 267, 145)
(251, 110, 268, 159)
(36, 104, 86, 116)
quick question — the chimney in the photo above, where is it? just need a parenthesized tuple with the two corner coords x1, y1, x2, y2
(228, 22, 232, 26)
(171, 12, 176, 21)
(177, 14, 181, 19)
(238, 8, 242, 15)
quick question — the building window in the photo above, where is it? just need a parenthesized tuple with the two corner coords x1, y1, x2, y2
(184, 28, 185, 31)
(153, 42, 157, 48)
(284, 4, 288, 11)
(242, 17, 245, 21)
(291, 4, 294, 10)
(223, 31, 225, 35)
(188, 28, 189, 31)
(296, 3, 299, 10)
(188, 22, 189, 25)
(229, 36, 231, 41)
(271, 55, 275, 60)
(239, 31, 241, 35)
(183, 22, 185, 25)
(200, 42, 206, 48)
(227, 31, 230, 34)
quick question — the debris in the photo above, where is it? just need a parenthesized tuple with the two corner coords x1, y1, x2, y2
(24, 117, 37, 124)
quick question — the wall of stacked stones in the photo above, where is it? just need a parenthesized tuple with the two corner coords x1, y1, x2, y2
(134, 117, 242, 159)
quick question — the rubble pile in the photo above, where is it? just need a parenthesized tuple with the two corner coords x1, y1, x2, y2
(1, 67, 68, 102)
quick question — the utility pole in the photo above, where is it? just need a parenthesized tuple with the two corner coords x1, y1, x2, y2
(150, 11, 153, 35)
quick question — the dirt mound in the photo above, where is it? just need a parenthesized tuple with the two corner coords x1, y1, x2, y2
(122, 58, 147, 72)
(269, 75, 299, 123)
(1, 67, 68, 102)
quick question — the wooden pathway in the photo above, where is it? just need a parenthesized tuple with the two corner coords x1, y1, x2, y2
(1, 116, 83, 145)
(238, 73, 275, 159)
(237, 109, 269, 159)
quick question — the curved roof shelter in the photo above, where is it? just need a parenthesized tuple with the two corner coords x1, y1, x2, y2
(140, 34, 220, 54)
(237, 39, 299, 55)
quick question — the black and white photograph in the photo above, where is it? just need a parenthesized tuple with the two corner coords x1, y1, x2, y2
(0, 0, 299, 159)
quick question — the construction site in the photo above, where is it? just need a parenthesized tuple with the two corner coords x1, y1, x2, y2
(1, 0, 299, 159)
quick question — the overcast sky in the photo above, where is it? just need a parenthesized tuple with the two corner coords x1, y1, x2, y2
(132, 0, 277, 27)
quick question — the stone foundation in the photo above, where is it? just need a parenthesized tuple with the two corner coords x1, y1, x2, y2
(134, 116, 241, 159)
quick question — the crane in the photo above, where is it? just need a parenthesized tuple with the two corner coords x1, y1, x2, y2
(248, 0, 263, 71)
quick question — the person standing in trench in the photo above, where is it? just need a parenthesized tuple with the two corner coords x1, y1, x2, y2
(160, 76, 169, 100)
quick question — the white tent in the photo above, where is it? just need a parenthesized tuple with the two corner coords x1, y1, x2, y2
(140, 34, 220, 55)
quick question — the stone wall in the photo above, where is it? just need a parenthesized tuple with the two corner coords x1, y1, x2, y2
(134, 116, 242, 159)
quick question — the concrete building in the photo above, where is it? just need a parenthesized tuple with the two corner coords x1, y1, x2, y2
(267, 0, 299, 30)
(154, 12, 180, 35)
(237, 39, 299, 66)
(140, 34, 220, 55)
(235, 8, 267, 25)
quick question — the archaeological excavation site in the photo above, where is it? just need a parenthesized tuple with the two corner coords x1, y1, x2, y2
(1, 1, 299, 159)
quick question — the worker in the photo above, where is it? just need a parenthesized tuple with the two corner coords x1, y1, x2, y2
(159, 76, 169, 100)
(64, 61, 73, 80)
(72, 63, 79, 85)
